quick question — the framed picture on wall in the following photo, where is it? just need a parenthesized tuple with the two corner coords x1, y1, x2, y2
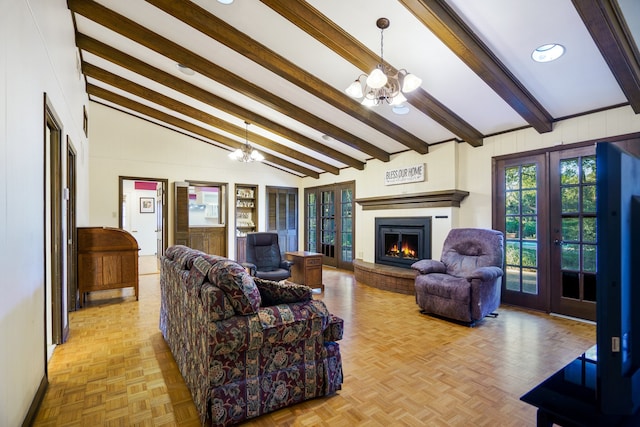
(140, 197, 155, 213)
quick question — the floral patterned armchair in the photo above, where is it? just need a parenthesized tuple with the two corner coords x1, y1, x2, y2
(160, 245, 343, 426)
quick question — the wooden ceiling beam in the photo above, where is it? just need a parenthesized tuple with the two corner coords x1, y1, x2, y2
(86, 84, 319, 178)
(147, 0, 430, 155)
(76, 34, 365, 171)
(83, 63, 340, 175)
(398, 0, 554, 134)
(67, 0, 390, 162)
(572, 0, 640, 113)
(259, 0, 484, 147)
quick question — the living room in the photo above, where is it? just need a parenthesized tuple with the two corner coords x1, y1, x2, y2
(3, 1, 640, 426)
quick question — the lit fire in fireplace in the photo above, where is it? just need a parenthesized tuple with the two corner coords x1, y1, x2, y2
(387, 242, 416, 258)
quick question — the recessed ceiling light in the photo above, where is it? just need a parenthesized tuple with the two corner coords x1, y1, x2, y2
(176, 63, 195, 76)
(392, 104, 410, 115)
(531, 43, 565, 63)
(217, 0, 234, 4)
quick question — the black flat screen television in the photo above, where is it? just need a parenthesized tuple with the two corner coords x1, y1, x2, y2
(596, 142, 640, 414)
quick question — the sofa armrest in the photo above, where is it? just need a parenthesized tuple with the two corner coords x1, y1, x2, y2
(411, 259, 446, 274)
(466, 266, 503, 282)
(324, 314, 344, 342)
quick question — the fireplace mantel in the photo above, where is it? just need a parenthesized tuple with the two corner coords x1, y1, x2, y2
(355, 189, 469, 210)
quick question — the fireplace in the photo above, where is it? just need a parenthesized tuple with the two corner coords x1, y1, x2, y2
(375, 217, 432, 268)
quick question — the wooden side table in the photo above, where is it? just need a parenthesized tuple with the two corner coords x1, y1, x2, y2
(285, 251, 323, 291)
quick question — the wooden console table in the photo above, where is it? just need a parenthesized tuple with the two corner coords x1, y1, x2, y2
(285, 251, 323, 291)
(77, 227, 140, 307)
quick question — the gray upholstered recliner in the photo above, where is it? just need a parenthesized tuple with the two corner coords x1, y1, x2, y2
(243, 232, 293, 281)
(412, 228, 504, 325)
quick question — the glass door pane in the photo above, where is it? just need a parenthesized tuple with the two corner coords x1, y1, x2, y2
(550, 148, 597, 321)
(340, 188, 353, 264)
(320, 190, 336, 262)
(495, 153, 548, 312)
(504, 164, 539, 294)
(306, 191, 317, 250)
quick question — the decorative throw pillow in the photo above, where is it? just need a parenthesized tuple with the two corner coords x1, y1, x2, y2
(254, 278, 312, 306)
(208, 260, 261, 315)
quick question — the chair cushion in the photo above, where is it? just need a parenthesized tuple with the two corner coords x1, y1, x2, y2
(255, 269, 291, 282)
(166, 245, 204, 269)
(255, 245, 282, 270)
(208, 260, 261, 315)
(415, 273, 470, 302)
(441, 228, 504, 277)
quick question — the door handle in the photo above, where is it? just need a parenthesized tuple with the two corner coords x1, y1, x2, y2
(554, 239, 564, 245)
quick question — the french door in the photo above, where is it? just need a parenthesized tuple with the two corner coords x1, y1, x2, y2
(549, 147, 597, 320)
(305, 181, 354, 270)
(495, 145, 596, 318)
(495, 139, 640, 320)
(494, 153, 549, 312)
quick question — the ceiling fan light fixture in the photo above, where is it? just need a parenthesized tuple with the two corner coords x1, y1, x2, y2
(531, 43, 565, 62)
(345, 18, 420, 111)
(217, 0, 234, 4)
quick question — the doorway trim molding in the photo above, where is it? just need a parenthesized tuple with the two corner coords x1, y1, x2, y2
(118, 176, 169, 257)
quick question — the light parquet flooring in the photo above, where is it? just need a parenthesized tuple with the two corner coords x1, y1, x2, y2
(34, 268, 595, 426)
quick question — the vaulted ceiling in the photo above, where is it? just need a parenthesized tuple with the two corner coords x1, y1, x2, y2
(68, 0, 640, 178)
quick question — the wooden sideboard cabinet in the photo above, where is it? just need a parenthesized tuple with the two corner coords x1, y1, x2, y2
(77, 227, 140, 307)
(285, 251, 323, 290)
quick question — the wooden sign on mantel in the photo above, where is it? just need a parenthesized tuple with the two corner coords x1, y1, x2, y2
(384, 163, 425, 186)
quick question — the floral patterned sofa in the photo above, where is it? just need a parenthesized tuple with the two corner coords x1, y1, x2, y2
(159, 245, 343, 426)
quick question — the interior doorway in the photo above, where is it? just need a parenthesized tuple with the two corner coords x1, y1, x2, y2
(119, 177, 168, 274)
(266, 186, 298, 254)
(44, 96, 67, 361)
(66, 139, 78, 311)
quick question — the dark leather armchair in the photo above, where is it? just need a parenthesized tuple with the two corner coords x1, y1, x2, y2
(243, 232, 293, 282)
(412, 228, 504, 326)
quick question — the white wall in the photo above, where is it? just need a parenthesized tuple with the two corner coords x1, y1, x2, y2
(87, 102, 301, 257)
(0, 1, 89, 425)
(457, 105, 640, 228)
(301, 106, 640, 263)
(301, 140, 462, 261)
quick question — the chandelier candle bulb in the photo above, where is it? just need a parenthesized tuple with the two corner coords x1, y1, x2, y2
(366, 67, 388, 89)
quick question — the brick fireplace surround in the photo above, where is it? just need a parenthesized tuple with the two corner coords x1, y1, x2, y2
(353, 189, 469, 295)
